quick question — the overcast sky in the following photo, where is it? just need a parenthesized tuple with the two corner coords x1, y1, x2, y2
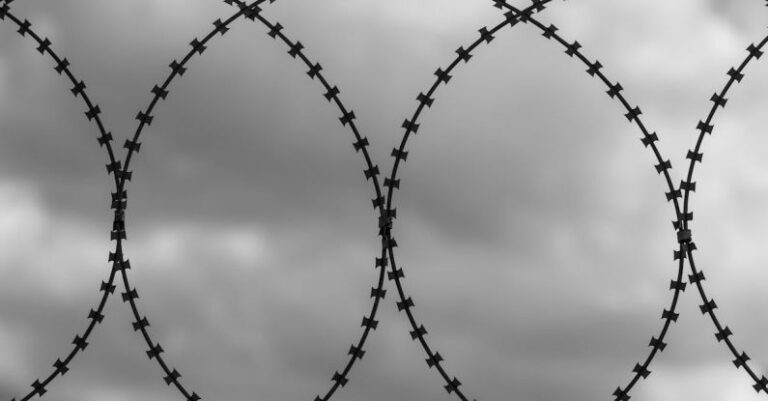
(2, 1, 768, 401)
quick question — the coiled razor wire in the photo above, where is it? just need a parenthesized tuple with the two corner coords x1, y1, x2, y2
(2, 0, 768, 400)
(680, 34, 768, 394)
(117, 0, 392, 399)
(0, 2, 129, 399)
(2, 0, 390, 399)
(379, 1, 688, 399)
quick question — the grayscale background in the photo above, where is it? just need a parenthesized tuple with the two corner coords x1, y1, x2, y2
(1, 1, 767, 400)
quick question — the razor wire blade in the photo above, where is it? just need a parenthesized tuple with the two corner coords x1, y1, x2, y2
(1, 0, 767, 400)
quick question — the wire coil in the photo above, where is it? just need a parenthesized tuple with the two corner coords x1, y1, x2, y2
(1, 0, 767, 400)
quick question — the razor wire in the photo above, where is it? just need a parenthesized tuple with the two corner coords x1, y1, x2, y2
(2, 0, 768, 400)
(1, 0, 390, 399)
(117, 0, 392, 399)
(379, 1, 690, 400)
(0, 2, 129, 399)
(679, 35, 768, 394)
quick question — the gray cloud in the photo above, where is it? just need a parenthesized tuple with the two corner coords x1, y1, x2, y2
(2, 1, 768, 401)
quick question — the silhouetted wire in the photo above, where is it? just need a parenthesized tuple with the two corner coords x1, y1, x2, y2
(681, 33, 768, 394)
(0, 2, 128, 400)
(114, 0, 390, 399)
(379, 1, 690, 400)
(0, 0, 388, 399)
(4, 0, 767, 400)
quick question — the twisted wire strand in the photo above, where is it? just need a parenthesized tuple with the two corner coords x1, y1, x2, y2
(112, 0, 390, 399)
(379, 1, 690, 400)
(0, 2, 129, 399)
(680, 33, 768, 395)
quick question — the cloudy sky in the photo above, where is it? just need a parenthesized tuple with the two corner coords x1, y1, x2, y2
(2, 0, 768, 400)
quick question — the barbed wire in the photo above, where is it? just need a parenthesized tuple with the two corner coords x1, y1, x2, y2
(116, 0, 393, 399)
(378, 1, 695, 399)
(0, 2, 129, 399)
(2, 0, 768, 400)
(0, 0, 392, 399)
(680, 34, 768, 395)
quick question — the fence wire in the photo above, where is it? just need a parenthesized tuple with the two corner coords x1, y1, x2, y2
(1, 0, 767, 400)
